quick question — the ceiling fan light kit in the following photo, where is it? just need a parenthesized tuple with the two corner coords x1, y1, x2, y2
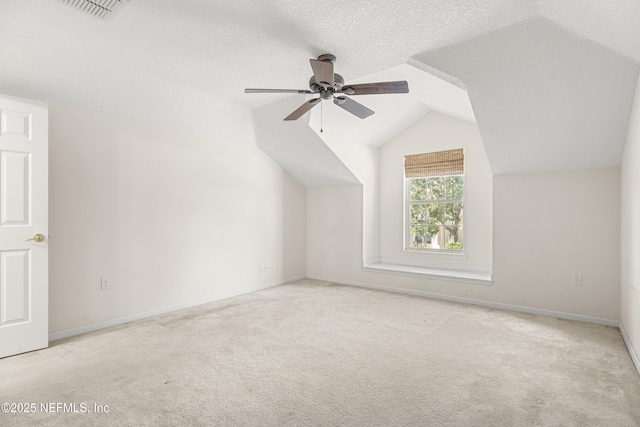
(245, 54, 409, 121)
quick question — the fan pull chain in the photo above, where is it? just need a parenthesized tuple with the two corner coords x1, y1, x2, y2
(320, 101, 323, 133)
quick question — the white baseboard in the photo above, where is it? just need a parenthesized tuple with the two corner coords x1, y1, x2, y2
(48, 276, 305, 342)
(306, 275, 619, 327)
(620, 322, 640, 378)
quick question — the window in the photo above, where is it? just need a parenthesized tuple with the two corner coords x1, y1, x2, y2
(405, 149, 464, 252)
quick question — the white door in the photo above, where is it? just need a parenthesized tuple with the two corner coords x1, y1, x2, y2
(0, 93, 48, 358)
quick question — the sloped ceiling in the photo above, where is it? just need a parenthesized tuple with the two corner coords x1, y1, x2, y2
(416, 17, 639, 174)
(252, 96, 359, 188)
(1, 0, 639, 181)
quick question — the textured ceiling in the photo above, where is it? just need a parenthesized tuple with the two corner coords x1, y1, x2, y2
(1, 0, 639, 180)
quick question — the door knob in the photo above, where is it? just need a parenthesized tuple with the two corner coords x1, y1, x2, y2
(24, 234, 45, 243)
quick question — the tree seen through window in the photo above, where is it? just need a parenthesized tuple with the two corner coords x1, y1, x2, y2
(408, 175, 464, 251)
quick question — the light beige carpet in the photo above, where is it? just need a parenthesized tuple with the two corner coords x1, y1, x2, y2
(1, 279, 639, 426)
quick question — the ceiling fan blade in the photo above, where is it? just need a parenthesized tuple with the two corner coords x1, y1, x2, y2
(310, 59, 334, 88)
(341, 81, 409, 95)
(284, 98, 321, 121)
(333, 96, 374, 119)
(245, 88, 314, 94)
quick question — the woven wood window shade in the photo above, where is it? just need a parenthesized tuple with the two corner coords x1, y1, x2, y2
(404, 149, 464, 178)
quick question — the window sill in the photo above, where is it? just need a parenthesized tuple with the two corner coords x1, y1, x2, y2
(363, 262, 493, 286)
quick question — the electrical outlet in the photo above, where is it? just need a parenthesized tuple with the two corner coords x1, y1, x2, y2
(272, 264, 277, 272)
(264, 264, 270, 272)
(572, 273, 583, 285)
(259, 265, 265, 273)
(101, 277, 111, 290)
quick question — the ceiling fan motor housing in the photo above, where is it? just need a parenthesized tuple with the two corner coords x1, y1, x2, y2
(309, 73, 345, 97)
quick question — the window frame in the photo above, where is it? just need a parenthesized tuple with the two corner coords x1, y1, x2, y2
(404, 174, 466, 253)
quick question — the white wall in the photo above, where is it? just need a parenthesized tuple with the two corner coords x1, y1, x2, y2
(621, 75, 640, 357)
(312, 127, 379, 263)
(307, 185, 364, 278)
(49, 102, 306, 333)
(379, 112, 492, 271)
(307, 111, 490, 275)
(494, 168, 620, 321)
(308, 157, 620, 320)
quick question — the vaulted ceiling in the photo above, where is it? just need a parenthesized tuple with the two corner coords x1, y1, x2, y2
(1, 0, 639, 183)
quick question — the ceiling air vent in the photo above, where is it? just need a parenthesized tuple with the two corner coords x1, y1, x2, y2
(59, 0, 129, 20)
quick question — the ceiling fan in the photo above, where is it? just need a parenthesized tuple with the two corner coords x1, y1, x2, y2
(245, 54, 409, 121)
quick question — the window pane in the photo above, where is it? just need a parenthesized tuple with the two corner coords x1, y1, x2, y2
(425, 226, 442, 249)
(409, 225, 427, 248)
(410, 204, 426, 225)
(406, 173, 464, 252)
(426, 177, 445, 200)
(445, 203, 463, 225)
(444, 226, 464, 251)
(445, 175, 464, 200)
(426, 203, 444, 225)
(409, 178, 426, 201)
